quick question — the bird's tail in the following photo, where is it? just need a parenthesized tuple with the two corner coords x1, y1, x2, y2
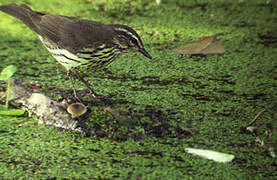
(0, 4, 42, 34)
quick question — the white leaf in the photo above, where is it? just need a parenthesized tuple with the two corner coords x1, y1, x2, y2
(185, 148, 235, 163)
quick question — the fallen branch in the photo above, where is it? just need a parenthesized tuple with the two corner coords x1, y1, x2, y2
(0, 78, 85, 132)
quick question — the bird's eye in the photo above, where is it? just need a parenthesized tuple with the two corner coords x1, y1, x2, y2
(130, 37, 139, 47)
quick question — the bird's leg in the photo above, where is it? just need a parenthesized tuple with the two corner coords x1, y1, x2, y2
(73, 71, 98, 98)
(67, 70, 82, 102)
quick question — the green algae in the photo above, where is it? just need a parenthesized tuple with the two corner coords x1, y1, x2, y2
(0, 0, 276, 179)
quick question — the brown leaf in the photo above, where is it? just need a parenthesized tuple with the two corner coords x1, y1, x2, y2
(172, 35, 225, 55)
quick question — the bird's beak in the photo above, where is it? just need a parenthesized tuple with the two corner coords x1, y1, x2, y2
(139, 48, 152, 59)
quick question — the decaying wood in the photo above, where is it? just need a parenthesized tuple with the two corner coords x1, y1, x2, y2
(0, 78, 84, 132)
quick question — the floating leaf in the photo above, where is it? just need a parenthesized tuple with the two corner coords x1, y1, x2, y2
(185, 148, 234, 163)
(0, 109, 25, 116)
(0, 65, 17, 80)
(173, 35, 225, 55)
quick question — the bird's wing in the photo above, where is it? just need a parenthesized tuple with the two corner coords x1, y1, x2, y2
(39, 15, 115, 53)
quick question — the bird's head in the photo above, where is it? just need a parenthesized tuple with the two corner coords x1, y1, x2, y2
(111, 24, 152, 59)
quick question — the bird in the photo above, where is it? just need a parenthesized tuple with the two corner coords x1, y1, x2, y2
(0, 4, 152, 101)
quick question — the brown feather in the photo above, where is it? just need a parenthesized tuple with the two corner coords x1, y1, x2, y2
(0, 4, 151, 58)
(0, 4, 117, 53)
(39, 16, 115, 53)
(0, 4, 42, 35)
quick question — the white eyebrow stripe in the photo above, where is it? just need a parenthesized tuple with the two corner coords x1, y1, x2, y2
(114, 27, 143, 48)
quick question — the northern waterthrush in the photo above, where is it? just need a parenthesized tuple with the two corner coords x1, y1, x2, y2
(0, 4, 152, 100)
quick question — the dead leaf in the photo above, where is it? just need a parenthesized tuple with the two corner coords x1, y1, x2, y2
(172, 35, 225, 55)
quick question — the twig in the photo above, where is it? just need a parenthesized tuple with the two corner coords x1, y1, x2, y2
(247, 109, 266, 127)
